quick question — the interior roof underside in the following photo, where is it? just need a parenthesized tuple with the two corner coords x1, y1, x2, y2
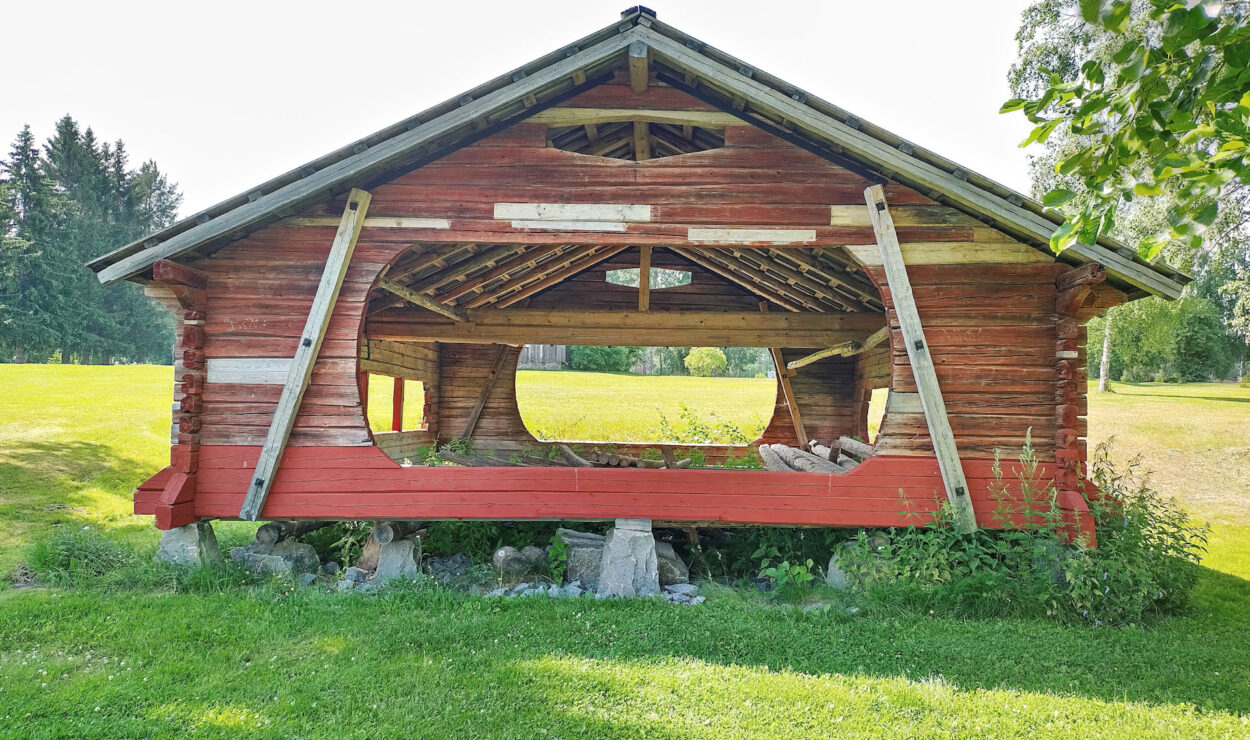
(367, 244, 886, 318)
(86, 8, 1189, 300)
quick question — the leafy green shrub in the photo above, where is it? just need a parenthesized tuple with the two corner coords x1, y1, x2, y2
(24, 526, 256, 594)
(650, 403, 759, 445)
(27, 526, 135, 587)
(684, 347, 727, 377)
(837, 438, 1208, 626)
(568, 345, 642, 372)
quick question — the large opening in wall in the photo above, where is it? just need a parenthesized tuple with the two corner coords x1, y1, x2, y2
(365, 373, 426, 433)
(515, 346, 778, 445)
(361, 242, 890, 470)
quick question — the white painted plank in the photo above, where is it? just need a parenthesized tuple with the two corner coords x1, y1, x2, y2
(494, 203, 652, 222)
(687, 228, 816, 244)
(206, 357, 293, 385)
(865, 184, 978, 533)
(509, 220, 629, 232)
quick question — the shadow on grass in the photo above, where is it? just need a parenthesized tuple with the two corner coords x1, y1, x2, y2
(1108, 383, 1250, 404)
(2, 563, 1247, 732)
(0, 439, 161, 567)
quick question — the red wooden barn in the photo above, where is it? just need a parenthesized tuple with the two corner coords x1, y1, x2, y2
(90, 8, 1187, 542)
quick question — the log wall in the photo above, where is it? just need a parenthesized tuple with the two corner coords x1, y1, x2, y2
(130, 77, 1097, 536)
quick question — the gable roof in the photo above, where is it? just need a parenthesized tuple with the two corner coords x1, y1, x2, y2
(88, 7, 1188, 298)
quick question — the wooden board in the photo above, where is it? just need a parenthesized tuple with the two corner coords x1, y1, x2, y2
(866, 185, 976, 532)
(238, 189, 372, 521)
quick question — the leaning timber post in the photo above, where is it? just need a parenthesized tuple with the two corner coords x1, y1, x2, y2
(151, 259, 209, 529)
(864, 185, 977, 533)
(238, 188, 372, 521)
(759, 301, 809, 447)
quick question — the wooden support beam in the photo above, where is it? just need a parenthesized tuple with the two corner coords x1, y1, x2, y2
(638, 246, 651, 311)
(391, 376, 404, 432)
(238, 188, 371, 522)
(462, 344, 511, 439)
(368, 307, 881, 347)
(766, 249, 880, 304)
(529, 107, 742, 127)
(153, 259, 207, 289)
(378, 279, 469, 322)
(435, 245, 569, 304)
(669, 247, 806, 312)
(405, 245, 523, 295)
(729, 248, 860, 311)
(632, 121, 651, 161)
(786, 325, 890, 370)
(865, 184, 977, 533)
(691, 248, 829, 312)
(462, 246, 599, 308)
(490, 246, 630, 308)
(760, 302, 807, 447)
(628, 39, 649, 93)
(583, 122, 600, 143)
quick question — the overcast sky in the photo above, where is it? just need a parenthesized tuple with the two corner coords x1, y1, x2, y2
(2, 0, 1038, 216)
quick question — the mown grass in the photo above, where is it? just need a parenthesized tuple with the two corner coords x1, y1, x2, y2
(1, 365, 1248, 737)
(515, 369, 777, 443)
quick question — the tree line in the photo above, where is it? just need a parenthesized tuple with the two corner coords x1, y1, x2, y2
(1, 116, 180, 364)
(1009, 0, 1250, 383)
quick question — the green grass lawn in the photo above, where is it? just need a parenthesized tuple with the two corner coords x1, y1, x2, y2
(515, 369, 778, 443)
(1, 365, 1248, 737)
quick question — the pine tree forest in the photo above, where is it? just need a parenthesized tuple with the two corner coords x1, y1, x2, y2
(1, 116, 180, 364)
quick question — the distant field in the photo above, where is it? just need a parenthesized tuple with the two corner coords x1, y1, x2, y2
(515, 369, 777, 443)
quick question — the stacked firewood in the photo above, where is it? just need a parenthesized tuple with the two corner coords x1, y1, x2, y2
(758, 436, 874, 474)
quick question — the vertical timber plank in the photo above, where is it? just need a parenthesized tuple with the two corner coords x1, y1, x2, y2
(391, 375, 404, 432)
(864, 184, 977, 533)
(638, 246, 652, 311)
(760, 301, 808, 448)
(238, 188, 371, 521)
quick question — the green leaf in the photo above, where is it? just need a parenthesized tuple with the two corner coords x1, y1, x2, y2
(1133, 182, 1164, 196)
(1194, 202, 1218, 227)
(1049, 220, 1078, 254)
(1079, 0, 1102, 23)
(1104, 1, 1131, 32)
(1042, 189, 1078, 207)
(1000, 98, 1027, 113)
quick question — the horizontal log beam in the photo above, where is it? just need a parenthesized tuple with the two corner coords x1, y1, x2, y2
(527, 108, 743, 127)
(367, 308, 882, 347)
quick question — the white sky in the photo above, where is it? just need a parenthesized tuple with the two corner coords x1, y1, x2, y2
(1, 0, 1038, 216)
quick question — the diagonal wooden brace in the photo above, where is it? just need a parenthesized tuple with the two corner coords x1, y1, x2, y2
(865, 185, 978, 533)
(238, 188, 371, 521)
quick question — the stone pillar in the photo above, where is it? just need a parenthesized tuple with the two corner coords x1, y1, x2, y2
(597, 518, 659, 598)
(376, 539, 421, 582)
(155, 521, 223, 567)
